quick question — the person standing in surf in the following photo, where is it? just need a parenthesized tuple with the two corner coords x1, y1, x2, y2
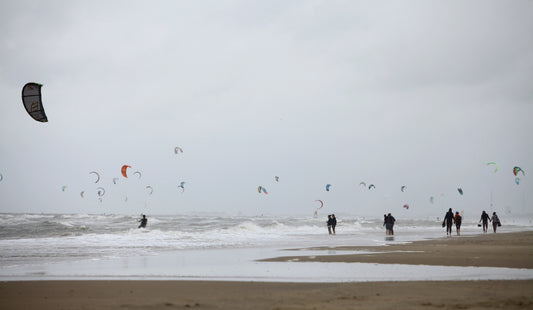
(443, 208, 454, 236)
(327, 215, 333, 234)
(384, 213, 395, 235)
(331, 214, 337, 235)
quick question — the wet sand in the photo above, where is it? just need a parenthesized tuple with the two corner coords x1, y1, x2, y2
(1, 231, 532, 309)
(261, 230, 533, 268)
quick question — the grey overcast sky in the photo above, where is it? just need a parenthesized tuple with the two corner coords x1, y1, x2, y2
(1, 0, 532, 218)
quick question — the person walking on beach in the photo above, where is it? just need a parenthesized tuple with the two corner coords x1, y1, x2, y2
(331, 214, 337, 234)
(138, 214, 147, 229)
(327, 215, 333, 235)
(454, 211, 462, 236)
(479, 211, 490, 233)
(443, 208, 454, 236)
(384, 213, 395, 235)
(491, 212, 501, 233)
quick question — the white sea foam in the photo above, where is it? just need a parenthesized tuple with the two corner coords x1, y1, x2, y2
(1, 213, 532, 281)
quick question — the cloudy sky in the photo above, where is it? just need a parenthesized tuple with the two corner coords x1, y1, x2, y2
(1, 0, 532, 218)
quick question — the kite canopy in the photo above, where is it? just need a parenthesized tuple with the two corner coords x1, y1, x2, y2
(146, 186, 154, 195)
(22, 83, 48, 122)
(326, 184, 331, 191)
(121, 165, 131, 178)
(403, 204, 409, 210)
(513, 166, 525, 176)
(401, 186, 406, 192)
(368, 184, 375, 190)
(90, 171, 100, 183)
(458, 188, 463, 195)
(174, 147, 183, 154)
(315, 200, 324, 209)
(0, 173, 3, 182)
(487, 162, 498, 172)
(97, 187, 105, 197)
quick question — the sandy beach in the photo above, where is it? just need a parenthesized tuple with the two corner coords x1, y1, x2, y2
(1, 280, 532, 310)
(262, 230, 533, 269)
(1, 231, 532, 309)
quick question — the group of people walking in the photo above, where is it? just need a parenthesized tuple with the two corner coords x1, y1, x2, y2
(443, 208, 463, 236)
(377, 209, 502, 237)
(324, 209, 503, 237)
(479, 210, 501, 233)
(383, 213, 396, 235)
(443, 209, 501, 236)
(326, 213, 396, 235)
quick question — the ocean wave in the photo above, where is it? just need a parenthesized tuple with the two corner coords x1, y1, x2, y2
(1, 213, 532, 265)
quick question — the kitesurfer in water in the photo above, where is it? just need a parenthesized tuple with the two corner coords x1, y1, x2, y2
(479, 211, 490, 233)
(443, 208, 454, 236)
(138, 214, 148, 229)
(331, 214, 337, 234)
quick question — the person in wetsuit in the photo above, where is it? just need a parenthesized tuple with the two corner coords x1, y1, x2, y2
(479, 211, 490, 233)
(138, 214, 148, 229)
(443, 208, 454, 236)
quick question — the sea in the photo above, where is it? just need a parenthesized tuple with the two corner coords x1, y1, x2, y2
(1, 213, 532, 282)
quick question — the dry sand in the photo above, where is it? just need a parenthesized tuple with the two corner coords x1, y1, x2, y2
(1, 280, 532, 310)
(1, 231, 532, 310)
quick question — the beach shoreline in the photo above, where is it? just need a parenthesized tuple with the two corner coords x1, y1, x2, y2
(1, 231, 532, 309)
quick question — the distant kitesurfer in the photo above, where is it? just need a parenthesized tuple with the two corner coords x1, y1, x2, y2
(138, 214, 147, 229)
